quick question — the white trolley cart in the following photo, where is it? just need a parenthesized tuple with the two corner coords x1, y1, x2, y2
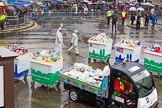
(144, 50, 162, 75)
(14, 53, 31, 81)
(114, 42, 142, 63)
(30, 58, 63, 90)
(88, 35, 113, 64)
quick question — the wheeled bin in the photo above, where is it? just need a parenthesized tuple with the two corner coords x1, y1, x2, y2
(6, 44, 30, 80)
(88, 33, 113, 63)
(30, 57, 63, 89)
(144, 50, 162, 74)
(114, 40, 142, 62)
(14, 53, 31, 79)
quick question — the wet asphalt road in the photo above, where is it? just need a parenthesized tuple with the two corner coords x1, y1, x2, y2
(0, 17, 162, 108)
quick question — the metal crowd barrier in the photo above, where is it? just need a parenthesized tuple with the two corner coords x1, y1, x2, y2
(29, 10, 162, 20)
(5, 14, 30, 28)
(29, 11, 107, 20)
(3, 10, 161, 29)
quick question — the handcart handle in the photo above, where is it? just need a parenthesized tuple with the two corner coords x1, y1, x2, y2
(60, 67, 74, 73)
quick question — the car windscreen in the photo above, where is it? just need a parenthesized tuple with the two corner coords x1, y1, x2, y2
(131, 70, 154, 98)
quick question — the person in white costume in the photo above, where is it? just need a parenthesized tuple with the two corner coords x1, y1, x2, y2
(55, 23, 64, 57)
(68, 30, 79, 55)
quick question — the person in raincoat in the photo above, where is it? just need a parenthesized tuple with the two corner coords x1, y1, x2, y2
(106, 9, 113, 25)
(111, 12, 117, 32)
(120, 10, 127, 26)
(130, 12, 135, 25)
(0, 14, 6, 30)
(55, 23, 64, 57)
(68, 30, 79, 55)
(151, 13, 157, 29)
(72, 3, 78, 15)
(44, 4, 49, 16)
(0, 9, 6, 30)
(136, 12, 141, 30)
(144, 12, 150, 26)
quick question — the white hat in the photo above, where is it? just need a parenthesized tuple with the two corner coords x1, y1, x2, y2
(74, 30, 78, 33)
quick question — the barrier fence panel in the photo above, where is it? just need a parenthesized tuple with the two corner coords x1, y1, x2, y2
(2, 10, 161, 29)
(5, 14, 30, 29)
(29, 11, 108, 20)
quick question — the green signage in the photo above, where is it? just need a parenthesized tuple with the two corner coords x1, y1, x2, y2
(31, 68, 60, 86)
(144, 58, 162, 73)
(89, 49, 111, 60)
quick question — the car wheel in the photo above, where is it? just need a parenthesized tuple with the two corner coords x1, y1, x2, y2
(69, 89, 80, 102)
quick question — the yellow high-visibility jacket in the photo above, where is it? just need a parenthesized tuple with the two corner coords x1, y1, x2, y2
(106, 10, 112, 17)
(0, 14, 6, 22)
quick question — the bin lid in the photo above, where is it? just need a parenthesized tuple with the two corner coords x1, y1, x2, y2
(0, 46, 18, 58)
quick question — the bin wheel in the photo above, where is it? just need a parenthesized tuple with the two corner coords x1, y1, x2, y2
(56, 82, 60, 89)
(93, 59, 96, 62)
(106, 58, 110, 64)
(31, 82, 35, 88)
(23, 75, 28, 81)
(158, 73, 161, 78)
(69, 89, 80, 102)
(88, 58, 91, 63)
(47, 86, 51, 91)
(14, 79, 19, 83)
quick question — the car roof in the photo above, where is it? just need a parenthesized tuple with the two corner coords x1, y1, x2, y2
(111, 61, 146, 77)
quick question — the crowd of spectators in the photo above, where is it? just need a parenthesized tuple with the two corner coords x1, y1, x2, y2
(0, 0, 161, 29)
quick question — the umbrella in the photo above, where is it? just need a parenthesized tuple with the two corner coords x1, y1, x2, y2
(13, 2, 25, 7)
(29, 0, 34, 3)
(57, 0, 64, 4)
(141, 2, 155, 7)
(2, 0, 8, 7)
(137, 7, 144, 11)
(51, 0, 57, 4)
(118, 1, 123, 4)
(0, 2, 4, 7)
(81, 0, 89, 3)
(129, 7, 136, 11)
(98, 0, 105, 4)
(37, 1, 43, 5)
(128, 3, 135, 7)
(20, 1, 31, 5)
